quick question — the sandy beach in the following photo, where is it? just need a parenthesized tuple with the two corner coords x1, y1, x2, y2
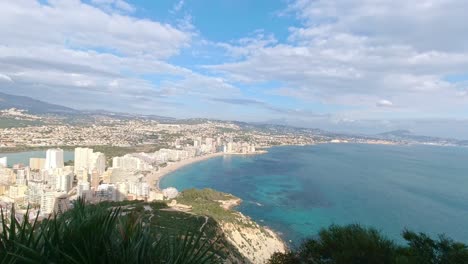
(146, 151, 268, 190)
(146, 152, 225, 189)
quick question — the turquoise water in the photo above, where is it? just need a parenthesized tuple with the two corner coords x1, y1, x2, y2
(160, 144, 468, 245)
(0, 150, 74, 167)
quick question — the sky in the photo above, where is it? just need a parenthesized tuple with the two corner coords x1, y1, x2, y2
(1, 0, 468, 138)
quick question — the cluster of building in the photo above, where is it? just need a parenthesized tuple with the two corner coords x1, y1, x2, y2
(0, 108, 43, 121)
(0, 147, 146, 218)
(0, 132, 261, 219)
(0, 149, 73, 218)
(0, 114, 322, 149)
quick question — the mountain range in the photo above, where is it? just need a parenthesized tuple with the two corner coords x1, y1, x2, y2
(0, 91, 465, 145)
(0, 92, 77, 114)
(0, 92, 174, 120)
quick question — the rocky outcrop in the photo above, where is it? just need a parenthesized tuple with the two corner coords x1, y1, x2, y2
(220, 212, 287, 264)
(173, 189, 287, 263)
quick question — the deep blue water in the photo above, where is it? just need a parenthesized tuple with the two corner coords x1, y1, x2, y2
(0, 150, 74, 167)
(160, 144, 468, 245)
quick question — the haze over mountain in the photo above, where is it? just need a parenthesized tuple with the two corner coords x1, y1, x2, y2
(0, 92, 77, 114)
(1, 1, 468, 139)
(2, 91, 467, 144)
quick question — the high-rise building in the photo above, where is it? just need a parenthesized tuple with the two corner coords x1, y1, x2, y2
(0, 157, 7, 168)
(76, 168, 89, 183)
(78, 181, 90, 199)
(96, 184, 117, 201)
(0, 167, 15, 184)
(15, 168, 29, 185)
(8, 184, 27, 199)
(90, 170, 101, 189)
(40, 191, 65, 216)
(112, 155, 151, 171)
(116, 182, 128, 201)
(74, 147, 93, 174)
(29, 158, 46, 170)
(56, 172, 73, 193)
(45, 149, 64, 170)
(89, 152, 106, 174)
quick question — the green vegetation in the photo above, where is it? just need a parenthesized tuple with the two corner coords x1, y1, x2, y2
(0, 199, 246, 263)
(268, 224, 468, 264)
(175, 189, 241, 224)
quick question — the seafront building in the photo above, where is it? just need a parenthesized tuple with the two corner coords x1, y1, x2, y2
(0, 157, 7, 168)
(30, 158, 46, 170)
(45, 149, 64, 170)
(112, 155, 152, 171)
(0, 133, 262, 218)
(74, 147, 93, 173)
(75, 147, 106, 174)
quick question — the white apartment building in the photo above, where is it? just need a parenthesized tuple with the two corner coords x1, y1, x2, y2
(15, 169, 29, 185)
(128, 181, 149, 197)
(40, 191, 67, 216)
(45, 149, 64, 170)
(112, 155, 151, 171)
(89, 152, 106, 174)
(29, 158, 46, 170)
(78, 181, 90, 198)
(74, 147, 93, 174)
(75, 148, 106, 174)
(0, 157, 7, 168)
(96, 184, 117, 201)
(56, 172, 73, 193)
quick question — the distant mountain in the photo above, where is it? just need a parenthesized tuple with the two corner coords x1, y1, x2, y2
(81, 109, 175, 121)
(377, 129, 413, 138)
(0, 92, 175, 120)
(376, 129, 467, 145)
(0, 92, 78, 114)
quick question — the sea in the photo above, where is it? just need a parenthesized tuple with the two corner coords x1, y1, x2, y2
(0, 150, 74, 167)
(160, 144, 468, 245)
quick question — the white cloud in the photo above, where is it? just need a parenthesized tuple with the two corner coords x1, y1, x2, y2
(91, 0, 136, 13)
(0, 73, 13, 82)
(0, 0, 243, 116)
(2, 0, 468, 125)
(206, 0, 468, 119)
(0, 0, 190, 58)
(376, 100, 393, 107)
(171, 0, 185, 13)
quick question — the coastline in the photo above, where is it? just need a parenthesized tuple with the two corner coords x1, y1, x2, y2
(148, 150, 268, 190)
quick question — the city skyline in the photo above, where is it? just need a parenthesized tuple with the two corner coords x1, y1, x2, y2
(1, 1, 468, 138)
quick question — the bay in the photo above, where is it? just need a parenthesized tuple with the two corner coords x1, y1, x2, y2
(160, 144, 468, 244)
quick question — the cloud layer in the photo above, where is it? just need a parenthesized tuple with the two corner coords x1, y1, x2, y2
(1, 0, 468, 137)
(208, 0, 468, 120)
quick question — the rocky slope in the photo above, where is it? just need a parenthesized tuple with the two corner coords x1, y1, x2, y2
(221, 213, 286, 263)
(172, 188, 287, 264)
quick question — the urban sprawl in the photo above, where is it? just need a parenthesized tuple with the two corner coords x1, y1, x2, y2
(0, 108, 396, 218)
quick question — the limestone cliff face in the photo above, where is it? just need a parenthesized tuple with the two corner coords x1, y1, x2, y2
(220, 212, 286, 264)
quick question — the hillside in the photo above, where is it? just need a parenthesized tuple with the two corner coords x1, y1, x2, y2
(173, 189, 287, 263)
(0, 92, 77, 114)
(1, 188, 285, 264)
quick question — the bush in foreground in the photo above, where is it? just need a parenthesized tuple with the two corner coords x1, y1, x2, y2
(269, 224, 468, 264)
(0, 199, 222, 264)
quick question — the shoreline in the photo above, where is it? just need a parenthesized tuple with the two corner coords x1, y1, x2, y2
(147, 150, 268, 190)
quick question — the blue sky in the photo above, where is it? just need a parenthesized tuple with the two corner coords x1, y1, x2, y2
(1, 0, 468, 138)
